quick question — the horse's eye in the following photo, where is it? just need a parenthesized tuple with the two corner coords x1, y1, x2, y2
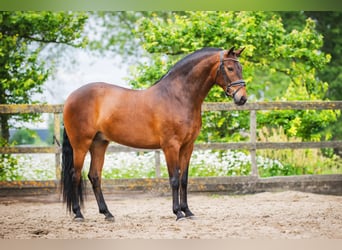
(227, 67, 234, 72)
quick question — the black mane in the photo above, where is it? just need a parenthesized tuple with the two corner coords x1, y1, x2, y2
(156, 47, 222, 83)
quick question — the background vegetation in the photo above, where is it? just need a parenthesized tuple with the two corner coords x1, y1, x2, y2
(1, 11, 341, 180)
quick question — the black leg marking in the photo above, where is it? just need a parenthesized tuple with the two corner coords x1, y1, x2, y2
(180, 166, 194, 218)
(72, 171, 85, 221)
(88, 174, 114, 221)
(170, 168, 185, 220)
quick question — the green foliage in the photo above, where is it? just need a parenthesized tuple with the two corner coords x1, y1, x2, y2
(127, 11, 338, 142)
(10, 128, 42, 145)
(0, 154, 20, 181)
(0, 11, 88, 103)
(0, 11, 88, 179)
(0, 138, 20, 181)
(305, 12, 342, 143)
(87, 11, 144, 59)
(88, 11, 179, 63)
(257, 127, 342, 177)
(258, 109, 339, 141)
(0, 11, 88, 141)
(302, 12, 342, 101)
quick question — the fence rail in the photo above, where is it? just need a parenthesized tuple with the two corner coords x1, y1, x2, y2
(1, 101, 341, 113)
(1, 101, 342, 180)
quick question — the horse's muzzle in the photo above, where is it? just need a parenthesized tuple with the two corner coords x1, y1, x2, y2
(226, 80, 247, 106)
(234, 95, 247, 106)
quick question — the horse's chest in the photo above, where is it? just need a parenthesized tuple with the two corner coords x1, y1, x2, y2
(174, 115, 202, 140)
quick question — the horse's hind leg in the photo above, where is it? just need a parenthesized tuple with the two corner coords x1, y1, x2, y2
(71, 148, 88, 221)
(88, 135, 114, 221)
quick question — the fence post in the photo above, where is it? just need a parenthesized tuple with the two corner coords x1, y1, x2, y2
(250, 110, 258, 178)
(155, 150, 161, 178)
(54, 112, 61, 180)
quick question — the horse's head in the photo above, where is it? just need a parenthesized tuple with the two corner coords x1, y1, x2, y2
(215, 47, 247, 106)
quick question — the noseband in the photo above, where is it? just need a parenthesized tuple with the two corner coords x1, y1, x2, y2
(215, 50, 246, 98)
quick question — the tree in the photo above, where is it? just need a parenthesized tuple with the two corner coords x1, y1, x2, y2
(87, 11, 181, 63)
(0, 11, 88, 142)
(279, 11, 342, 146)
(304, 12, 342, 101)
(126, 11, 339, 142)
(304, 12, 342, 143)
(279, 12, 342, 100)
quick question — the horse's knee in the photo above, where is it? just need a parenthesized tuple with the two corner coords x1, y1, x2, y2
(169, 167, 180, 188)
(180, 173, 188, 188)
(170, 175, 179, 189)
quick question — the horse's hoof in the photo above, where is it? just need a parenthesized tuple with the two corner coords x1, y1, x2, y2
(185, 211, 195, 218)
(105, 216, 115, 222)
(186, 215, 196, 220)
(73, 216, 85, 222)
(177, 216, 187, 222)
(176, 212, 185, 221)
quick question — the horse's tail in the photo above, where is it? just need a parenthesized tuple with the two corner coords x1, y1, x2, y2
(61, 128, 85, 212)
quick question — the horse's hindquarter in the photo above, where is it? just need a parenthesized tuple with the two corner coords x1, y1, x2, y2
(63, 83, 153, 148)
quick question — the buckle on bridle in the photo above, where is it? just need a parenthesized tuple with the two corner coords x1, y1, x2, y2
(226, 79, 246, 98)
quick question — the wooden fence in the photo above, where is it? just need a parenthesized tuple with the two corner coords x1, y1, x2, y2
(0, 101, 342, 195)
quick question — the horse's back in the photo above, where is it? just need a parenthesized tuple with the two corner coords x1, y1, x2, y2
(64, 82, 135, 113)
(65, 82, 131, 103)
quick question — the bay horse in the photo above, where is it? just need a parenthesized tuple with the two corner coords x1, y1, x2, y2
(61, 46, 247, 221)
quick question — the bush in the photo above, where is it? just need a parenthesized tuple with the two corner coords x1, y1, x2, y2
(257, 127, 342, 176)
(0, 138, 20, 181)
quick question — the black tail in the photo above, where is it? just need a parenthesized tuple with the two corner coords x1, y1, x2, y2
(61, 128, 85, 212)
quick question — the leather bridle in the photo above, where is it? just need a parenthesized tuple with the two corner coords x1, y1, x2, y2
(215, 50, 246, 98)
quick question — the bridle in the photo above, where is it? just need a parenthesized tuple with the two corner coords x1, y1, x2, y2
(215, 50, 246, 98)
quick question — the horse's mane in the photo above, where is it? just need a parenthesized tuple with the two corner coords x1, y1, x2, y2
(155, 47, 222, 84)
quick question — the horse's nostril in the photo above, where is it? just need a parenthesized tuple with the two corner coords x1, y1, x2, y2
(236, 96, 247, 106)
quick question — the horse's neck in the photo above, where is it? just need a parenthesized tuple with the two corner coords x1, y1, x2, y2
(155, 58, 217, 107)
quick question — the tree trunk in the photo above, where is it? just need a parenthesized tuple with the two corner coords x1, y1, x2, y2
(0, 115, 10, 143)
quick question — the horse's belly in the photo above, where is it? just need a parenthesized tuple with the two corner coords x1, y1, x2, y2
(102, 123, 161, 149)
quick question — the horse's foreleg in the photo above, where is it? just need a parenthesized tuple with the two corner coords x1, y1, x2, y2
(163, 144, 184, 220)
(170, 167, 184, 220)
(180, 167, 194, 218)
(179, 144, 195, 218)
(88, 138, 114, 221)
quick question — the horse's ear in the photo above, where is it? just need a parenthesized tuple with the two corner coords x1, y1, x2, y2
(227, 46, 235, 56)
(235, 47, 245, 57)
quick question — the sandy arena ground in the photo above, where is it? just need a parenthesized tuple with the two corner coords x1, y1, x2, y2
(0, 191, 341, 239)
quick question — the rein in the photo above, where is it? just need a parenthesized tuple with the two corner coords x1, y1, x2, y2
(215, 50, 246, 98)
